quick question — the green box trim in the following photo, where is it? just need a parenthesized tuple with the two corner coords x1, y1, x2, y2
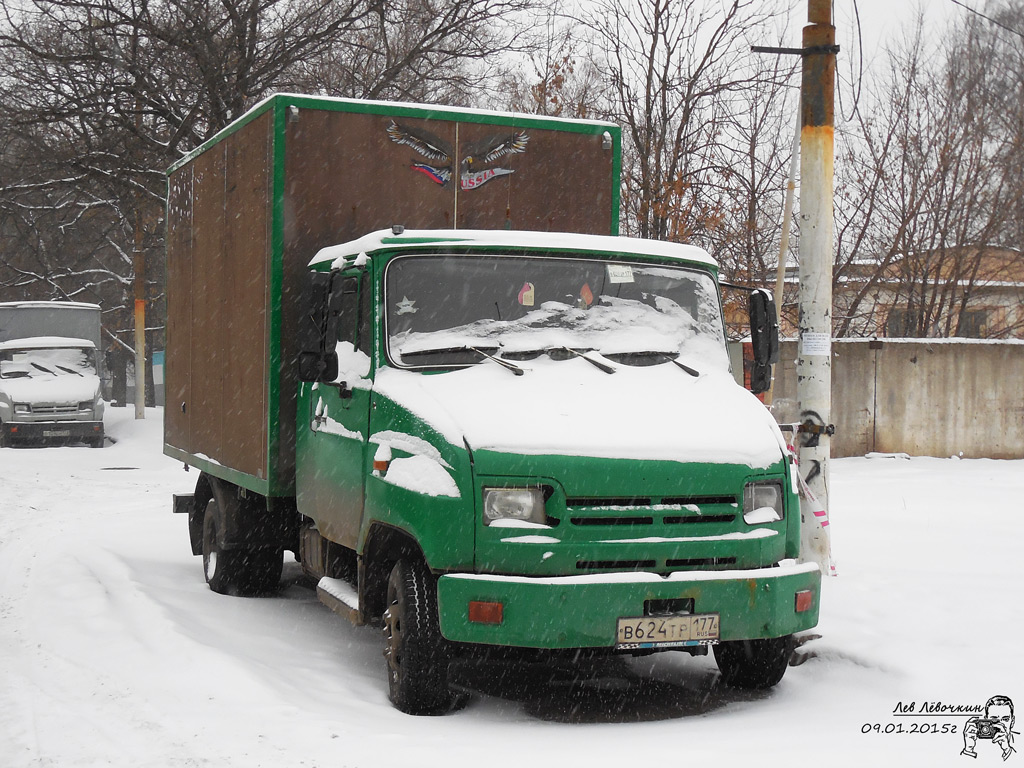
(265, 98, 289, 495)
(437, 563, 820, 649)
(168, 93, 621, 170)
(168, 97, 278, 174)
(164, 444, 272, 497)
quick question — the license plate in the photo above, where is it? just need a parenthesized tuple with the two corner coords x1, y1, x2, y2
(616, 613, 720, 649)
(43, 430, 71, 437)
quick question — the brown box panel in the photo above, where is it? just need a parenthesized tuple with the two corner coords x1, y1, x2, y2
(188, 144, 228, 462)
(275, 109, 614, 487)
(165, 169, 193, 453)
(452, 124, 614, 234)
(167, 112, 272, 479)
(220, 115, 271, 478)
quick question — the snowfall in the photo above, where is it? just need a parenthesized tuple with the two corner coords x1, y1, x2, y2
(1, 407, 1021, 768)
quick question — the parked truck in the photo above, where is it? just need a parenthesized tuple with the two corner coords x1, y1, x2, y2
(0, 301, 105, 447)
(166, 94, 819, 715)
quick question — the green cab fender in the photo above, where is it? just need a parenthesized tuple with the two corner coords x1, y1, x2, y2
(358, 391, 477, 572)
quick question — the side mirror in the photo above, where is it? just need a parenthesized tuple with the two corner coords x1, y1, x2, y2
(298, 350, 339, 383)
(748, 289, 779, 394)
(297, 271, 336, 383)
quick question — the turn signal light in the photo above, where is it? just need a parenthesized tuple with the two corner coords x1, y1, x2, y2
(468, 600, 504, 625)
(795, 590, 814, 613)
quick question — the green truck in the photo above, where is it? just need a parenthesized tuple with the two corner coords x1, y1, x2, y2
(166, 94, 819, 715)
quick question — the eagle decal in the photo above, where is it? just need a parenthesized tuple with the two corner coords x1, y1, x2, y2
(386, 120, 529, 190)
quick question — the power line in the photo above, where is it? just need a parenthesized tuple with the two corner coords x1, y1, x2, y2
(949, 0, 1024, 41)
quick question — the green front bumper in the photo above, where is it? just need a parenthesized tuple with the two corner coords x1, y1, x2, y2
(437, 561, 821, 649)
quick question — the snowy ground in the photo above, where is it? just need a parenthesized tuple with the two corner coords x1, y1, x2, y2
(1, 407, 1021, 768)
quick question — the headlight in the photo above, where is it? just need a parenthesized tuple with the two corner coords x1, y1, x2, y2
(743, 481, 784, 524)
(483, 487, 546, 526)
(14, 403, 30, 414)
(78, 401, 94, 412)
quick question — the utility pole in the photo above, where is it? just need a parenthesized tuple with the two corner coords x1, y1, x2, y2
(797, 0, 835, 567)
(133, 208, 146, 420)
(133, 96, 146, 420)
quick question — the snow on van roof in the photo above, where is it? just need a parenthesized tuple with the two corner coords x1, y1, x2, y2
(0, 301, 100, 310)
(0, 336, 96, 351)
(309, 229, 717, 270)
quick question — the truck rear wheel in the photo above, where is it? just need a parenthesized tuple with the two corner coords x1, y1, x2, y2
(714, 635, 792, 689)
(382, 558, 455, 715)
(201, 497, 282, 596)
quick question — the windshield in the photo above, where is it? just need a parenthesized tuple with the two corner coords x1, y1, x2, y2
(385, 253, 728, 370)
(0, 347, 97, 379)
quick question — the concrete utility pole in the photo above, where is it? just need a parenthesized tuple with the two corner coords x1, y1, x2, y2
(797, 0, 835, 567)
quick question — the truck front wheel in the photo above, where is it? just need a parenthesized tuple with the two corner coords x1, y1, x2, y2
(382, 558, 455, 715)
(201, 498, 282, 596)
(714, 635, 793, 689)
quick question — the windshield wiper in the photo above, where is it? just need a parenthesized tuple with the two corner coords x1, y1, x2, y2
(399, 345, 524, 376)
(557, 346, 616, 374)
(55, 365, 84, 377)
(669, 358, 700, 377)
(468, 346, 524, 376)
(30, 362, 57, 376)
(602, 350, 700, 376)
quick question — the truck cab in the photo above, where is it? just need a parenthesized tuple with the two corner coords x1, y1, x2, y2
(284, 229, 818, 713)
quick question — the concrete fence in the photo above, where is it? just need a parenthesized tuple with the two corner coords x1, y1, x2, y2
(760, 339, 1024, 459)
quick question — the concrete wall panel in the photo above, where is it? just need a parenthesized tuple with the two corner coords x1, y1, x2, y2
(758, 339, 1024, 459)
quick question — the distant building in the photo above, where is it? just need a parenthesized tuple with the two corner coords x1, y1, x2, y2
(725, 245, 1024, 340)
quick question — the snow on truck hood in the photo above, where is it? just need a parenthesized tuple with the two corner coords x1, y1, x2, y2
(373, 358, 786, 469)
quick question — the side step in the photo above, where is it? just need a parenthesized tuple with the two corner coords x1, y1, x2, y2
(316, 576, 364, 626)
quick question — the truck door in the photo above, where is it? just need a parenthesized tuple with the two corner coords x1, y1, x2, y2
(305, 271, 372, 549)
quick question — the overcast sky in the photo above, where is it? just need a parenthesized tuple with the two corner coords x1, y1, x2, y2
(778, 0, 962, 56)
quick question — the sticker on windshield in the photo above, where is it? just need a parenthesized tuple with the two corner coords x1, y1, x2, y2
(517, 282, 535, 307)
(396, 296, 418, 315)
(607, 264, 634, 284)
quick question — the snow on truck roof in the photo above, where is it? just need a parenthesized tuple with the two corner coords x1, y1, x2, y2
(0, 336, 96, 351)
(309, 229, 718, 271)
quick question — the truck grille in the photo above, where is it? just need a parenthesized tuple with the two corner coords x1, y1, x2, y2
(565, 495, 738, 527)
(29, 404, 78, 415)
(558, 494, 760, 573)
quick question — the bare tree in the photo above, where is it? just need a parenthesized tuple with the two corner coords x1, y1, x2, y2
(487, 10, 605, 118)
(831, 5, 1024, 339)
(286, 0, 535, 105)
(577, 0, 777, 241)
(0, 0, 537, 371)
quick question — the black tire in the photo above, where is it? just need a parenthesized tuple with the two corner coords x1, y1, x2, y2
(714, 635, 793, 689)
(89, 435, 105, 448)
(201, 497, 282, 596)
(382, 558, 455, 715)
